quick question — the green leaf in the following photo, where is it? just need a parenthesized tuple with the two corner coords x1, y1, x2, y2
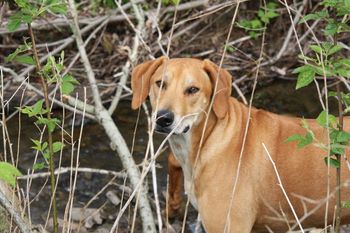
(329, 91, 337, 97)
(316, 111, 337, 127)
(0, 162, 22, 187)
(36, 117, 60, 133)
(249, 31, 260, 39)
(266, 11, 279, 19)
(43, 151, 50, 160)
(336, 68, 350, 78)
(295, 67, 315, 89)
(310, 45, 323, 54)
(251, 19, 263, 29)
(321, 41, 333, 51)
(297, 132, 313, 148)
(285, 132, 313, 148)
(14, 0, 29, 8)
(32, 99, 46, 116)
(314, 65, 333, 77)
(5, 44, 31, 63)
(52, 141, 63, 153)
(342, 201, 350, 208)
(336, 131, 350, 143)
(338, 59, 350, 68)
(42, 142, 48, 152)
(7, 11, 33, 32)
(33, 162, 46, 170)
(21, 99, 47, 117)
(328, 44, 343, 55)
(13, 55, 35, 65)
(293, 65, 312, 74)
(266, 2, 278, 9)
(7, 18, 22, 32)
(301, 11, 329, 23)
(285, 134, 303, 143)
(324, 156, 340, 168)
(225, 45, 236, 53)
(31, 139, 42, 151)
(325, 21, 338, 36)
(48, 4, 67, 14)
(331, 143, 345, 155)
(61, 74, 79, 95)
(238, 19, 252, 29)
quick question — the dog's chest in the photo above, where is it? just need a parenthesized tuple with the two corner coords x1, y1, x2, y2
(168, 134, 198, 209)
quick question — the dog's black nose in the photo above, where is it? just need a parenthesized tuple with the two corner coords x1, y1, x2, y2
(156, 110, 174, 128)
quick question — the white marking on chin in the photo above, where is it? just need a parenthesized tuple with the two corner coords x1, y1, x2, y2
(169, 133, 198, 209)
(172, 113, 199, 134)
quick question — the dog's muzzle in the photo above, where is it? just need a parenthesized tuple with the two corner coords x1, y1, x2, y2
(155, 110, 174, 134)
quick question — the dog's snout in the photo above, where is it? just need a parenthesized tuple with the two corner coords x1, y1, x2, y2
(156, 110, 174, 128)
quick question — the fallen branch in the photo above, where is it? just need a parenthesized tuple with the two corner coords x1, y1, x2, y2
(18, 167, 126, 180)
(0, 189, 32, 233)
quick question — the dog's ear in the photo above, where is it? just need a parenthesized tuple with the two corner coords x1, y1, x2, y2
(203, 59, 232, 118)
(131, 56, 167, 109)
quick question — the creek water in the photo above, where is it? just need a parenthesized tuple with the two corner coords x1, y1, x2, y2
(3, 79, 337, 232)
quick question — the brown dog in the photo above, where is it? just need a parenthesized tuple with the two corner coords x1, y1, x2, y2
(131, 57, 350, 233)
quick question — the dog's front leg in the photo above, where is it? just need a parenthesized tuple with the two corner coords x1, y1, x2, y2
(167, 152, 184, 218)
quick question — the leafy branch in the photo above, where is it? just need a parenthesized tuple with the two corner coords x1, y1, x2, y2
(4, 1, 78, 232)
(288, 0, 350, 231)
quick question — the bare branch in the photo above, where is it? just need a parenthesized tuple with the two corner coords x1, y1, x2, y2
(0, 188, 32, 233)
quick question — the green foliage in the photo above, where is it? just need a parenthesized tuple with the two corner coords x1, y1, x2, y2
(30, 139, 64, 170)
(7, 0, 67, 31)
(286, 132, 314, 148)
(286, 120, 315, 148)
(237, 1, 279, 39)
(5, 42, 34, 65)
(329, 91, 350, 113)
(316, 110, 337, 128)
(293, 65, 315, 89)
(301, 0, 350, 36)
(343, 201, 350, 208)
(291, 0, 350, 172)
(40, 53, 79, 94)
(61, 74, 79, 95)
(88, 0, 118, 13)
(225, 45, 236, 53)
(0, 162, 22, 187)
(21, 100, 48, 117)
(162, 0, 181, 5)
(36, 117, 61, 133)
(293, 41, 350, 90)
(324, 156, 340, 168)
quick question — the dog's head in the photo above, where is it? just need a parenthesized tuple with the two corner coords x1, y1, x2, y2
(131, 57, 232, 134)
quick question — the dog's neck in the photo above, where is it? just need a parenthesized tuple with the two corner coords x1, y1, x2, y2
(168, 112, 217, 208)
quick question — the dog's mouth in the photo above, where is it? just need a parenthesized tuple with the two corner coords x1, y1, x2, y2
(155, 125, 190, 135)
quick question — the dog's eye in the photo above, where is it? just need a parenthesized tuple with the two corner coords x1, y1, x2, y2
(185, 86, 199, 95)
(155, 80, 167, 90)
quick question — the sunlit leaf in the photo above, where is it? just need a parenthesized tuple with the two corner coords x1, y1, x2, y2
(316, 111, 337, 127)
(0, 162, 22, 187)
(324, 156, 340, 168)
(52, 141, 64, 153)
(13, 55, 35, 65)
